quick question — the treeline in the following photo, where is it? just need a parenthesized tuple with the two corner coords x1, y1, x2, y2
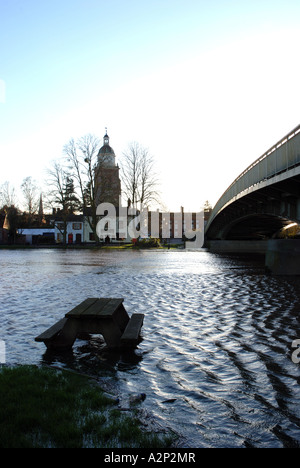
(1, 133, 213, 244)
(0, 134, 161, 243)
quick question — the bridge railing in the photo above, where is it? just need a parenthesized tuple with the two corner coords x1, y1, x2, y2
(206, 124, 300, 232)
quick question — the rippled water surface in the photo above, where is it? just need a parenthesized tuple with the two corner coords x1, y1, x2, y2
(1, 248, 300, 447)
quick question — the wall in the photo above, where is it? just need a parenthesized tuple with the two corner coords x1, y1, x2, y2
(207, 240, 268, 254)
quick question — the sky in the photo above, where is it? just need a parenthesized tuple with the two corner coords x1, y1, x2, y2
(1, 0, 300, 212)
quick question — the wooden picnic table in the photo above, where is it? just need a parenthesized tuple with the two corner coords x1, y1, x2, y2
(35, 298, 144, 351)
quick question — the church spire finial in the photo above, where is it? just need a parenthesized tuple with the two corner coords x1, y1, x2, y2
(103, 129, 109, 146)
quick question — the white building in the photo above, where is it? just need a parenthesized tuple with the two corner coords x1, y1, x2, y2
(53, 215, 84, 244)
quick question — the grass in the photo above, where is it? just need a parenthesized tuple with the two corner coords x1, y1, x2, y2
(0, 365, 173, 448)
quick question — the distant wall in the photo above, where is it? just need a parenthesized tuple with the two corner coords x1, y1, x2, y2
(207, 240, 268, 254)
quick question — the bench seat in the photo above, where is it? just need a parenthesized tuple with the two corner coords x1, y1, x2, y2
(35, 318, 68, 343)
(120, 314, 144, 347)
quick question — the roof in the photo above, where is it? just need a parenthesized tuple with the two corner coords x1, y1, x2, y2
(50, 213, 84, 222)
(98, 144, 115, 155)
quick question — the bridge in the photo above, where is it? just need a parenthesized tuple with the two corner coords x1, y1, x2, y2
(205, 124, 300, 241)
(204, 124, 300, 274)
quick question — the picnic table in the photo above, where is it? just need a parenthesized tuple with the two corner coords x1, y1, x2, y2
(35, 298, 144, 351)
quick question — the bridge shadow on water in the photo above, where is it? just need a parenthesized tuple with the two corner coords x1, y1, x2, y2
(212, 252, 266, 274)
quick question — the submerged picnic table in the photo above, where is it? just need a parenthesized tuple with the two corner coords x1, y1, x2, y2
(35, 298, 144, 351)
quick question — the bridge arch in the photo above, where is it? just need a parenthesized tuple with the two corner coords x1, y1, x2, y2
(217, 213, 296, 240)
(205, 125, 300, 241)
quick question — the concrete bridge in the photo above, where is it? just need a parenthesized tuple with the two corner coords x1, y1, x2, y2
(205, 124, 300, 274)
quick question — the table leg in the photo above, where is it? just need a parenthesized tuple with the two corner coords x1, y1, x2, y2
(45, 318, 79, 350)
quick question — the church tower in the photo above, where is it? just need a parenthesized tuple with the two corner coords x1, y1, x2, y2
(95, 130, 121, 207)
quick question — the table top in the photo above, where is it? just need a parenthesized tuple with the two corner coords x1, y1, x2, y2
(65, 298, 125, 319)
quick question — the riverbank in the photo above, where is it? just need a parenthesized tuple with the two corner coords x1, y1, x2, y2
(0, 242, 184, 250)
(0, 243, 134, 250)
(0, 365, 174, 448)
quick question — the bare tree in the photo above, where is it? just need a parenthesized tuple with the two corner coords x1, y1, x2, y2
(21, 176, 39, 217)
(46, 161, 80, 244)
(0, 182, 20, 243)
(63, 134, 101, 241)
(0, 181, 17, 208)
(138, 147, 160, 207)
(120, 142, 160, 210)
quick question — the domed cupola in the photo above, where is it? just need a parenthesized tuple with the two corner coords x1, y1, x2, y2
(97, 129, 116, 167)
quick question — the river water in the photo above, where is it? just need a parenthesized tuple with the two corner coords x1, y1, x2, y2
(1, 248, 300, 448)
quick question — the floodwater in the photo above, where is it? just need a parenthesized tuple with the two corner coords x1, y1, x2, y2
(1, 248, 300, 448)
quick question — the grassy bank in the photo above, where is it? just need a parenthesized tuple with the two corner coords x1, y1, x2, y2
(0, 365, 173, 448)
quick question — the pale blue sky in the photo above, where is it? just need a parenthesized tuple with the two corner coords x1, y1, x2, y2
(1, 0, 300, 211)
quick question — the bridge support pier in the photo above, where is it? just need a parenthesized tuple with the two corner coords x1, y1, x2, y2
(207, 239, 300, 275)
(265, 239, 300, 275)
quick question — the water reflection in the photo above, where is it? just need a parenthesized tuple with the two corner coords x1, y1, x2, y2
(1, 249, 300, 447)
(41, 336, 144, 376)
